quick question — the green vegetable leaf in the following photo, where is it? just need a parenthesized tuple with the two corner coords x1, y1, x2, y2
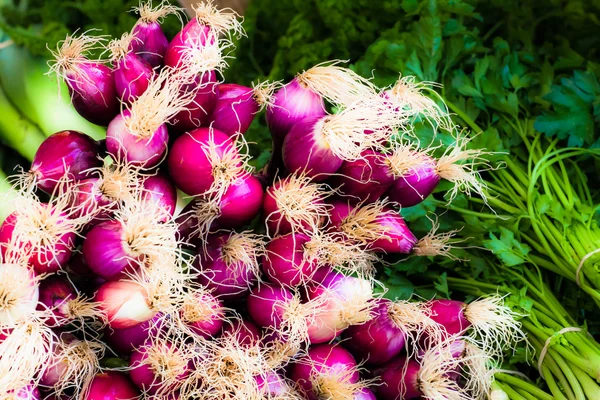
(484, 227, 531, 267)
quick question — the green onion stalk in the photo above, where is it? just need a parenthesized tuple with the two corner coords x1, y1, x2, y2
(446, 263, 600, 400)
(491, 374, 554, 400)
(444, 102, 600, 306)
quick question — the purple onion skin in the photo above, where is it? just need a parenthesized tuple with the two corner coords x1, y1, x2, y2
(342, 299, 406, 365)
(290, 344, 359, 400)
(114, 54, 154, 103)
(169, 72, 218, 133)
(167, 127, 237, 196)
(368, 211, 417, 254)
(426, 299, 470, 337)
(164, 21, 213, 69)
(103, 314, 163, 355)
(196, 234, 258, 299)
(182, 292, 224, 339)
(106, 110, 169, 168)
(221, 319, 261, 347)
(0, 210, 75, 274)
(69, 177, 115, 222)
(373, 357, 421, 399)
(66, 63, 119, 126)
(129, 341, 191, 394)
(131, 21, 169, 67)
(263, 233, 318, 287)
(333, 150, 396, 203)
(266, 79, 326, 140)
(31, 130, 102, 194)
(215, 174, 265, 228)
(87, 372, 140, 400)
(283, 116, 344, 181)
(141, 174, 177, 221)
(385, 157, 440, 207)
(208, 83, 258, 136)
(36, 277, 76, 327)
(247, 283, 294, 329)
(7, 385, 40, 400)
(82, 220, 139, 281)
(329, 201, 417, 254)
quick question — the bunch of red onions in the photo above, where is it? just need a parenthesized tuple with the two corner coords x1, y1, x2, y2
(0, 2, 525, 399)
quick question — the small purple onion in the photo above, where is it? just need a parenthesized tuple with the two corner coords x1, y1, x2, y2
(385, 156, 440, 207)
(247, 283, 295, 330)
(256, 371, 296, 397)
(129, 340, 191, 394)
(6, 384, 40, 400)
(266, 79, 326, 140)
(425, 299, 471, 337)
(114, 53, 154, 103)
(103, 313, 164, 355)
(106, 110, 169, 168)
(342, 299, 406, 365)
(181, 291, 224, 338)
(30, 130, 102, 194)
(333, 150, 396, 203)
(167, 127, 238, 196)
(36, 276, 77, 327)
(196, 233, 260, 299)
(208, 83, 259, 136)
(282, 115, 343, 181)
(289, 344, 359, 400)
(66, 63, 120, 126)
(131, 15, 170, 68)
(373, 357, 421, 399)
(141, 174, 177, 221)
(164, 20, 214, 69)
(169, 72, 218, 133)
(82, 220, 140, 280)
(0, 208, 76, 274)
(263, 232, 319, 287)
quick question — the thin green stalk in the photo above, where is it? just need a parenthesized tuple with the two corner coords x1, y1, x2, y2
(495, 373, 554, 400)
(0, 84, 44, 161)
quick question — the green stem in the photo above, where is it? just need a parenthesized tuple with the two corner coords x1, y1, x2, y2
(0, 84, 44, 161)
(443, 99, 484, 133)
(495, 373, 554, 400)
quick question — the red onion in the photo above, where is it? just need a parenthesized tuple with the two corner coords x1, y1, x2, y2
(167, 127, 243, 196)
(129, 339, 192, 395)
(208, 83, 260, 136)
(82, 220, 140, 280)
(386, 135, 492, 207)
(247, 283, 295, 329)
(263, 174, 330, 236)
(290, 343, 362, 400)
(169, 72, 218, 133)
(329, 200, 417, 253)
(425, 297, 524, 357)
(36, 276, 99, 327)
(180, 290, 224, 338)
(256, 371, 299, 398)
(373, 341, 470, 400)
(266, 63, 379, 139)
(140, 173, 178, 221)
(305, 271, 375, 343)
(282, 99, 401, 180)
(0, 205, 77, 274)
(196, 232, 263, 299)
(86, 372, 139, 400)
(333, 150, 396, 203)
(103, 313, 163, 355)
(130, 2, 182, 67)
(342, 299, 407, 365)
(263, 232, 319, 287)
(177, 173, 264, 241)
(108, 33, 154, 103)
(40, 336, 104, 399)
(48, 33, 119, 125)
(221, 318, 261, 347)
(28, 130, 102, 194)
(0, 263, 39, 326)
(95, 280, 155, 329)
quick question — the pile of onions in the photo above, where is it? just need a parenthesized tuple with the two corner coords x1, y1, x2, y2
(0, 1, 521, 399)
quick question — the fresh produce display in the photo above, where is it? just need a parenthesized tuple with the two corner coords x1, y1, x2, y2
(0, 0, 599, 399)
